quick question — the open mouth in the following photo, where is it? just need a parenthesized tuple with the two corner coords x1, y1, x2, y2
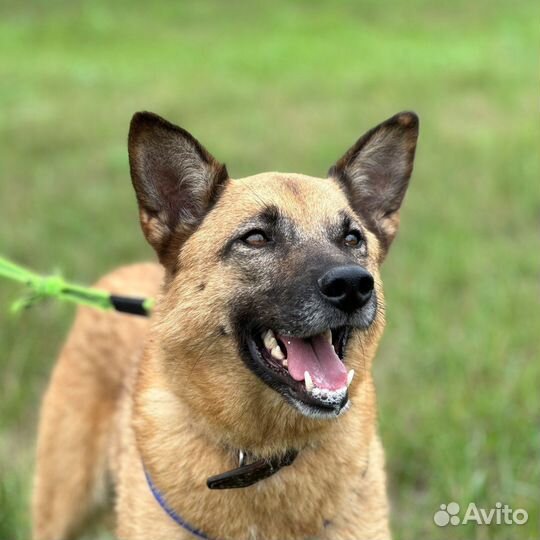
(246, 327, 354, 417)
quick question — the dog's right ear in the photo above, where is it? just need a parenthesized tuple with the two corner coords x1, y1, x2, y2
(128, 112, 228, 267)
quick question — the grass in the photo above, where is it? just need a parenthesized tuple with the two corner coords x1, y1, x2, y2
(0, 1, 538, 538)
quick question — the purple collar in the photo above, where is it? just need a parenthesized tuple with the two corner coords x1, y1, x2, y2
(145, 468, 213, 540)
(144, 449, 298, 538)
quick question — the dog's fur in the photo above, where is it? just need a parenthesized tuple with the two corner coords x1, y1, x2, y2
(32, 111, 419, 540)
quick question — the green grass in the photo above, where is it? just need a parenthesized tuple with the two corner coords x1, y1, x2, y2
(0, 1, 538, 538)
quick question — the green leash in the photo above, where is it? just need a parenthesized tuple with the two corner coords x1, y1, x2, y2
(0, 256, 154, 316)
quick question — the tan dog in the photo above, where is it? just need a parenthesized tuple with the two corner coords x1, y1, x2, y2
(32, 111, 419, 540)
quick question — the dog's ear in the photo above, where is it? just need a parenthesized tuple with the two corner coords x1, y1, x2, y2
(128, 112, 228, 267)
(328, 111, 419, 255)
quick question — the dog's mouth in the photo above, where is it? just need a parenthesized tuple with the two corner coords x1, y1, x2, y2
(246, 327, 353, 417)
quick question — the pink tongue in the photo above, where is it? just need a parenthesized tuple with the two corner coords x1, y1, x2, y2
(279, 334, 348, 390)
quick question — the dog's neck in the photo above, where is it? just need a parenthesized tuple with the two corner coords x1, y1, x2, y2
(132, 350, 377, 539)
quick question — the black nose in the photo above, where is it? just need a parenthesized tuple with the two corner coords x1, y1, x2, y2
(317, 265, 374, 313)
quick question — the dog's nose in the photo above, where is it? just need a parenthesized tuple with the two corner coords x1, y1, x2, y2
(317, 265, 374, 313)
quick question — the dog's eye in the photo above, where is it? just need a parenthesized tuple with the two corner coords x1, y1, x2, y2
(241, 230, 270, 247)
(343, 230, 363, 248)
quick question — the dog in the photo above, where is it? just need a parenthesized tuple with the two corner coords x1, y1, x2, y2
(32, 110, 419, 540)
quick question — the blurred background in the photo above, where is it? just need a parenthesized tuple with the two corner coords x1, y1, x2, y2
(0, 1, 538, 539)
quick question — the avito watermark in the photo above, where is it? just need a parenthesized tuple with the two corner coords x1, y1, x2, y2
(434, 501, 528, 527)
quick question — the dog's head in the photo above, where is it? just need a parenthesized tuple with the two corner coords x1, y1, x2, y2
(129, 112, 418, 442)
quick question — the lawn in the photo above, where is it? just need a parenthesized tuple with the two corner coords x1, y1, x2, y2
(0, 1, 538, 539)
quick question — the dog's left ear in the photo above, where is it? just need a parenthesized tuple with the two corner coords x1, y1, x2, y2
(328, 111, 419, 255)
(128, 112, 229, 268)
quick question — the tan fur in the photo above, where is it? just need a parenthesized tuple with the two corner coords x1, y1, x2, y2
(33, 173, 389, 540)
(32, 263, 163, 539)
(33, 169, 407, 539)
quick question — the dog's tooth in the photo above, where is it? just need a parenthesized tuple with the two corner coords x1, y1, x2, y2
(263, 330, 278, 351)
(282, 359, 288, 368)
(304, 371, 314, 393)
(271, 345, 285, 360)
(324, 329, 332, 343)
(347, 369, 355, 387)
